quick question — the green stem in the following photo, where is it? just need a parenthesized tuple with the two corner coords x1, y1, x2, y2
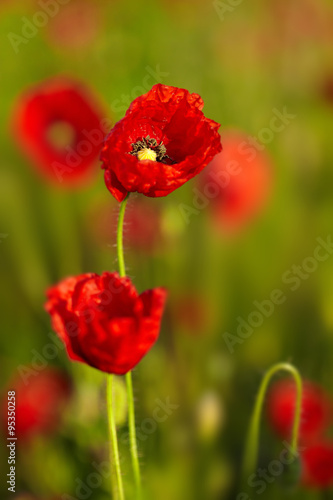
(117, 194, 129, 278)
(117, 194, 142, 498)
(126, 371, 142, 496)
(107, 375, 125, 500)
(242, 362, 302, 479)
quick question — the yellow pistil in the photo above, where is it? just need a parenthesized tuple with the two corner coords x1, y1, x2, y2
(137, 147, 157, 162)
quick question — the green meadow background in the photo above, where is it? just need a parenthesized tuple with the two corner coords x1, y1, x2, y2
(1, 0, 333, 499)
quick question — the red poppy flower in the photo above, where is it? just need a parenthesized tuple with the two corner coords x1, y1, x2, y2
(266, 379, 331, 444)
(200, 130, 272, 233)
(3, 368, 71, 442)
(301, 442, 333, 488)
(45, 272, 167, 375)
(100, 84, 222, 201)
(13, 77, 107, 186)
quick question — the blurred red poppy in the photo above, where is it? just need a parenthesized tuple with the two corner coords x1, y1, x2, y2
(321, 75, 333, 106)
(269, 0, 333, 47)
(45, 272, 167, 375)
(101, 83, 222, 201)
(3, 368, 71, 442)
(124, 198, 163, 253)
(201, 130, 272, 233)
(87, 197, 163, 257)
(266, 379, 331, 444)
(301, 442, 333, 488)
(46, 0, 102, 50)
(13, 77, 107, 186)
(172, 293, 213, 336)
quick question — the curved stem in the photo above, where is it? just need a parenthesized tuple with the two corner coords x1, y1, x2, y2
(242, 362, 302, 479)
(107, 375, 125, 500)
(117, 194, 142, 498)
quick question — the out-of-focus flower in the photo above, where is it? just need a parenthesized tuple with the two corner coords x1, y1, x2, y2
(13, 77, 107, 186)
(201, 130, 272, 234)
(87, 197, 163, 256)
(46, 0, 102, 50)
(266, 379, 331, 444)
(3, 368, 71, 442)
(45, 272, 167, 375)
(275, 0, 333, 44)
(124, 198, 163, 253)
(171, 293, 213, 336)
(321, 75, 333, 106)
(101, 83, 222, 201)
(301, 442, 333, 488)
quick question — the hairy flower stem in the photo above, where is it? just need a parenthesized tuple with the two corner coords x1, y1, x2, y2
(117, 194, 142, 498)
(107, 375, 125, 500)
(125, 371, 142, 497)
(117, 193, 129, 278)
(242, 362, 302, 479)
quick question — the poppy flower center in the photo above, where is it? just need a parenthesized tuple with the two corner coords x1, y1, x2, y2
(137, 148, 157, 162)
(129, 136, 171, 163)
(47, 120, 77, 151)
